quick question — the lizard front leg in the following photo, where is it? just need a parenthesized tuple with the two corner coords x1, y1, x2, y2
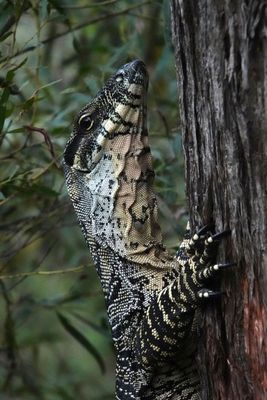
(135, 224, 234, 371)
(135, 277, 197, 370)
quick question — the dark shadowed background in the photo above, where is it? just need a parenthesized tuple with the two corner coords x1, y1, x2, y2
(0, 1, 186, 398)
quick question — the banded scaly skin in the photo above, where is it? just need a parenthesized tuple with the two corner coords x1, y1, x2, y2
(63, 60, 232, 399)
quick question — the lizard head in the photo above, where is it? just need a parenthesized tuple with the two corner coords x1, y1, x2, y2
(64, 59, 148, 172)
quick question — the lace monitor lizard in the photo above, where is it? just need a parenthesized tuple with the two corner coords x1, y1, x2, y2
(63, 60, 233, 399)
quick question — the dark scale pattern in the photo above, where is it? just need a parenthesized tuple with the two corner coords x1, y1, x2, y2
(63, 60, 232, 399)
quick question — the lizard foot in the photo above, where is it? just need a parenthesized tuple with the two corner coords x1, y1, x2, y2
(176, 224, 235, 302)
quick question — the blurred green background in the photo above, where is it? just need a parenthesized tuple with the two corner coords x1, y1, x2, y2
(0, 1, 186, 399)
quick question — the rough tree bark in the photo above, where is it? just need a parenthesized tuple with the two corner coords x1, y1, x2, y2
(171, 1, 266, 399)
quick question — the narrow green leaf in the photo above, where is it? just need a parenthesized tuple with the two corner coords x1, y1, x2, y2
(0, 86, 10, 105)
(57, 312, 106, 373)
(70, 311, 110, 337)
(5, 70, 14, 83)
(10, 57, 27, 72)
(0, 86, 10, 132)
(0, 31, 12, 42)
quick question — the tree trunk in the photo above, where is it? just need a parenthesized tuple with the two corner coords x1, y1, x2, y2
(170, 1, 267, 399)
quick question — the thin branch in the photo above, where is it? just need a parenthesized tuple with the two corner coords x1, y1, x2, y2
(5, 241, 56, 292)
(128, 12, 162, 22)
(0, 1, 30, 38)
(0, 265, 89, 280)
(60, 0, 118, 8)
(1, 219, 73, 265)
(156, 108, 170, 137)
(2, 1, 152, 61)
(23, 125, 58, 164)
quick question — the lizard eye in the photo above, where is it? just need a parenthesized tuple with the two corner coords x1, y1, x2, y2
(115, 73, 124, 83)
(78, 113, 94, 131)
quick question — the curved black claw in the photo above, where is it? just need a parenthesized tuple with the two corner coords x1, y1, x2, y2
(213, 262, 236, 271)
(211, 229, 231, 241)
(197, 289, 225, 299)
(197, 261, 236, 282)
(196, 224, 214, 237)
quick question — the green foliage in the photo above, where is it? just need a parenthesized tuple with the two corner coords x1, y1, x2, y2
(0, 1, 185, 398)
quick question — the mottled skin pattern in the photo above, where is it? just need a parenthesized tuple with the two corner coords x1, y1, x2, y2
(63, 60, 231, 399)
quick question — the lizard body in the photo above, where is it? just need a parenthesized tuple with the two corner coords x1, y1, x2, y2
(63, 60, 231, 399)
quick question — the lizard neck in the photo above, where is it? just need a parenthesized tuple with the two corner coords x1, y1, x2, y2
(63, 120, 172, 268)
